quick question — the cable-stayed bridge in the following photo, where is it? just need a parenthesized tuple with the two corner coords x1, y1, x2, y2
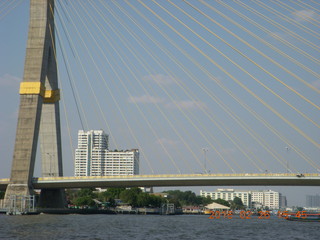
(1, 173, 320, 192)
(0, 0, 319, 210)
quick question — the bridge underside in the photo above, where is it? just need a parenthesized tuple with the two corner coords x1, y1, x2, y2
(1, 174, 320, 191)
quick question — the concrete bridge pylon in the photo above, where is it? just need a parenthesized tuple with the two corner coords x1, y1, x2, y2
(4, 0, 66, 210)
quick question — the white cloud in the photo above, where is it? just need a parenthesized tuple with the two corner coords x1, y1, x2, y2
(143, 74, 177, 85)
(293, 10, 318, 22)
(165, 100, 207, 110)
(128, 94, 165, 104)
(0, 74, 21, 87)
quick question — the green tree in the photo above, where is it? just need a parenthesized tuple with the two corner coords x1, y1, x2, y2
(202, 196, 214, 205)
(137, 193, 151, 207)
(164, 190, 215, 206)
(230, 197, 245, 210)
(97, 188, 125, 203)
(149, 195, 165, 207)
(106, 188, 126, 199)
(77, 188, 96, 198)
(213, 198, 230, 207)
(97, 192, 117, 207)
(117, 188, 166, 208)
(74, 196, 95, 207)
(71, 188, 98, 207)
(164, 190, 202, 206)
(119, 188, 142, 207)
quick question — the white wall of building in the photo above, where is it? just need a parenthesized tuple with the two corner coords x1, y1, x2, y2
(200, 189, 251, 208)
(75, 130, 139, 176)
(200, 189, 282, 209)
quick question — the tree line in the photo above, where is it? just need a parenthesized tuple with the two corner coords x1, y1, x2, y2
(66, 188, 245, 209)
(1, 189, 245, 209)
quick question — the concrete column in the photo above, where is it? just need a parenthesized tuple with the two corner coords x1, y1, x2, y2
(4, 0, 66, 210)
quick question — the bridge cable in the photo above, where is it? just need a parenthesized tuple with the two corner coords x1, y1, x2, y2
(289, 0, 320, 15)
(253, 0, 320, 37)
(137, 0, 318, 172)
(54, 2, 87, 132)
(198, 0, 320, 90)
(65, 0, 156, 174)
(309, 0, 320, 9)
(271, 0, 320, 26)
(121, 0, 242, 173)
(143, 0, 320, 149)
(217, 1, 320, 65)
(57, 0, 121, 152)
(55, 0, 320, 172)
(109, 0, 245, 173)
(0, 0, 23, 21)
(56, 1, 91, 131)
(177, 0, 320, 127)
(199, 0, 320, 93)
(116, 0, 267, 173)
(233, 0, 320, 53)
(60, 0, 142, 172)
(123, 1, 318, 173)
(78, 0, 183, 174)
(48, 3, 76, 163)
(93, 0, 224, 174)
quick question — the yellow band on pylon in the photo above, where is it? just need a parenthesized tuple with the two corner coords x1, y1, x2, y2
(43, 89, 60, 103)
(19, 82, 60, 103)
(19, 82, 46, 97)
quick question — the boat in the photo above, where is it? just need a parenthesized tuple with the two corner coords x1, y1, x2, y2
(286, 213, 320, 222)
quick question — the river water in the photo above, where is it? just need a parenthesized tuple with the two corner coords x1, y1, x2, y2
(0, 214, 318, 239)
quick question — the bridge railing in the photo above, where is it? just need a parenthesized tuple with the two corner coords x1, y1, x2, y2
(36, 172, 320, 181)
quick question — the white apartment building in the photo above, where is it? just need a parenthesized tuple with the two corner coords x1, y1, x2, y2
(200, 189, 251, 207)
(251, 191, 264, 205)
(200, 189, 282, 209)
(264, 190, 280, 209)
(102, 150, 139, 176)
(75, 130, 139, 176)
(250, 190, 281, 209)
(75, 130, 108, 176)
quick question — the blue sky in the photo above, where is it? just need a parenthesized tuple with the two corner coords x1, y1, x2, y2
(0, 0, 319, 206)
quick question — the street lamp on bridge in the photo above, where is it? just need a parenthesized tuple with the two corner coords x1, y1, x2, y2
(202, 148, 208, 174)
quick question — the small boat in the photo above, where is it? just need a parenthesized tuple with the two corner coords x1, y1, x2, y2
(286, 213, 320, 222)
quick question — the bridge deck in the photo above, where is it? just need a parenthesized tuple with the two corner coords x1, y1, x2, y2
(1, 173, 320, 190)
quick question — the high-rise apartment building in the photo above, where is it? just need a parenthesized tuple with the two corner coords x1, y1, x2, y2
(75, 130, 109, 176)
(75, 130, 139, 176)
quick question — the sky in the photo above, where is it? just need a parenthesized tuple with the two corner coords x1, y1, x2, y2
(0, 0, 319, 206)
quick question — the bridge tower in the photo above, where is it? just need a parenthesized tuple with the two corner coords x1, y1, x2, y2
(4, 0, 66, 210)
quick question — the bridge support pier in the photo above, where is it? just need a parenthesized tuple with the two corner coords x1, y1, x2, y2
(38, 189, 67, 209)
(4, 0, 66, 212)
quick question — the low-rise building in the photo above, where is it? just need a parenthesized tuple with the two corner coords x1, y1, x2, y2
(250, 190, 281, 209)
(201, 189, 283, 209)
(200, 189, 251, 208)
